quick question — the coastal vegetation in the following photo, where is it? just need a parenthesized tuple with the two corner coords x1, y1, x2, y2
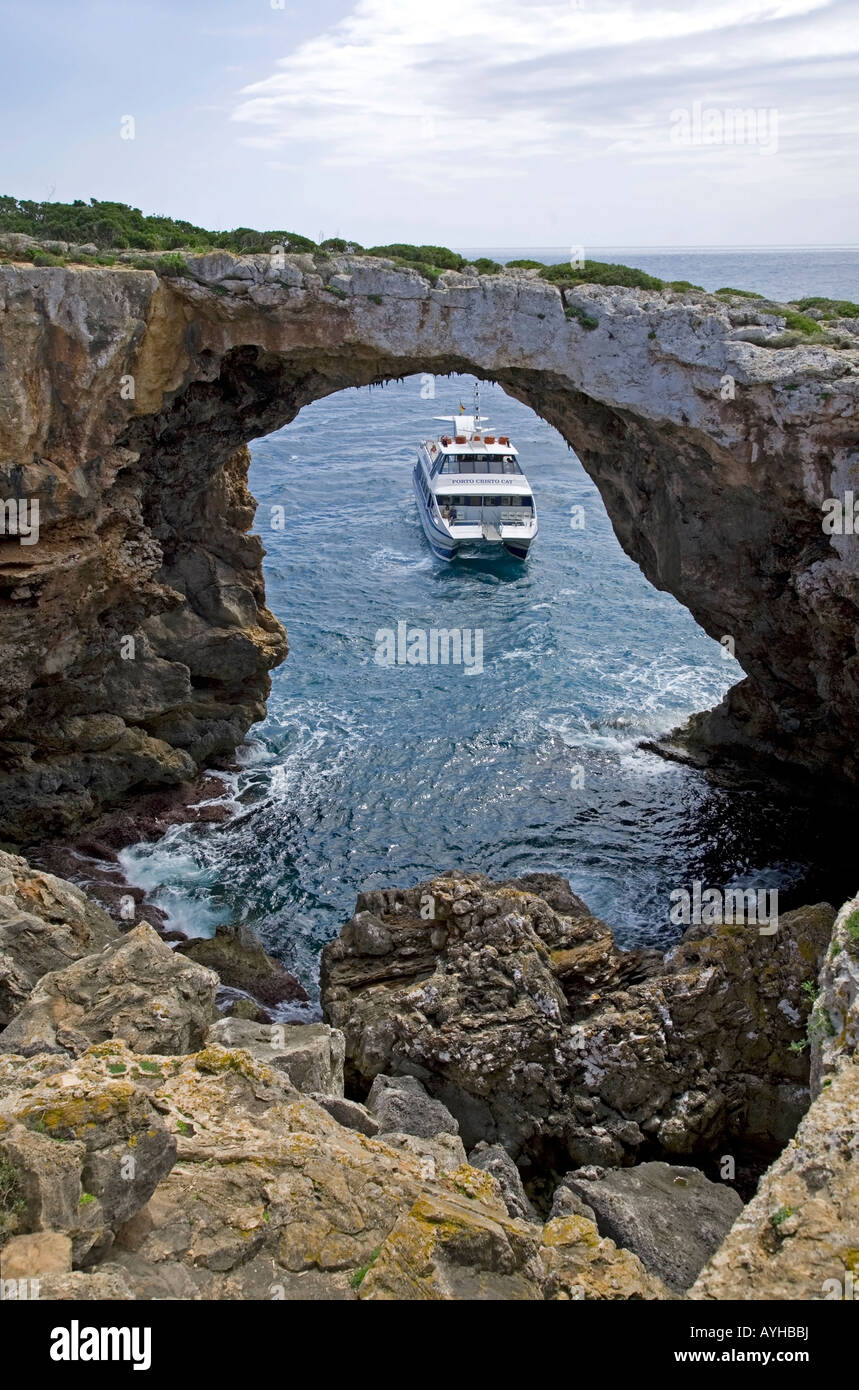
(2, 198, 857, 334)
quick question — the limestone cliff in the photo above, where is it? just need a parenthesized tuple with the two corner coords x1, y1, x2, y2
(0, 249, 857, 837)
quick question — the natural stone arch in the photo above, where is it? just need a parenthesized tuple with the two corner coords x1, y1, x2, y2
(0, 251, 857, 839)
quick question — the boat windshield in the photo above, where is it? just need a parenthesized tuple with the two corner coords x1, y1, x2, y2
(438, 453, 522, 475)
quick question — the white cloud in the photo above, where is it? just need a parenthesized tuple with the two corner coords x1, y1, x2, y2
(227, 0, 859, 241)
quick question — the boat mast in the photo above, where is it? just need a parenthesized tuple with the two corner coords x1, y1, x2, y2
(473, 380, 480, 427)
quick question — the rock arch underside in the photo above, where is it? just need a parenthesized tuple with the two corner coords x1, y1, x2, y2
(0, 250, 858, 841)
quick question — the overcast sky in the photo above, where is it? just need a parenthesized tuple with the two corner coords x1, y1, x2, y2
(2, 0, 857, 247)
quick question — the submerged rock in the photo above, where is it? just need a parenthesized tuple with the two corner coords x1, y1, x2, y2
(179, 922, 308, 1008)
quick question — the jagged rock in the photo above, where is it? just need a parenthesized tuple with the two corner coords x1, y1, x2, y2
(358, 1182, 545, 1300)
(0, 1030, 659, 1301)
(692, 899, 859, 1301)
(309, 1093, 379, 1136)
(690, 1055, 859, 1300)
(205, 1018, 344, 1095)
(366, 1073, 460, 1139)
(0, 1043, 177, 1263)
(33, 1266, 135, 1299)
(379, 1131, 467, 1177)
(811, 891, 859, 1093)
(538, 1215, 669, 1300)
(549, 1184, 597, 1224)
(178, 922, 308, 1007)
(0, 851, 117, 1027)
(0, 1231, 71, 1278)
(322, 873, 835, 1166)
(0, 856, 853, 1302)
(0, 923, 217, 1057)
(0, 1123, 86, 1236)
(560, 1161, 743, 1292)
(2, 259, 859, 841)
(94, 1044, 532, 1298)
(468, 1142, 539, 1223)
(222, 995, 272, 1024)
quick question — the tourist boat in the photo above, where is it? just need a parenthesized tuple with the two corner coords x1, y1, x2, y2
(412, 388, 538, 560)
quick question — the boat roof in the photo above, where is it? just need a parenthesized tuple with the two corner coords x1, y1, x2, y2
(425, 428, 519, 455)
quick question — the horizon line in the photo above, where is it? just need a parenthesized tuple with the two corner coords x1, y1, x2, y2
(456, 243, 859, 252)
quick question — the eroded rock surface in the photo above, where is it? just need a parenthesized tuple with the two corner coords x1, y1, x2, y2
(0, 855, 855, 1301)
(0, 922, 217, 1058)
(560, 1161, 743, 1292)
(0, 850, 117, 1027)
(1, 254, 858, 838)
(691, 893, 859, 1300)
(321, 872, 835, 1164)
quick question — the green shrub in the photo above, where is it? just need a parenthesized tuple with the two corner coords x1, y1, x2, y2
(541, 259, 664, 291)
(781, 310, 823, 336)
(668, 280, 704, 292)
(470, 257, 502, 274)
(153, 252, 187, 278)
(319, 237, 363, 253)
(0, 195, 317, 257)
(33, 250, 65, 267)
(794, 296, 859, 320)
(505, 258, 546, 270)
(715, 287, 765, 299)
(565, 304, 599, 330)
(366, 242, 465, 272)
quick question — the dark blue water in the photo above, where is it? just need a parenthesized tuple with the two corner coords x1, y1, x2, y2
(468, 247, 859, 303)
(120, 250, 859, 994)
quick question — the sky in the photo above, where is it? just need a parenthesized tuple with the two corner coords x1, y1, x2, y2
(1, 0, 858, 247)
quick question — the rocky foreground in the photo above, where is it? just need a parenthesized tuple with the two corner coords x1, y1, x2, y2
(0, 855, 856, 1300)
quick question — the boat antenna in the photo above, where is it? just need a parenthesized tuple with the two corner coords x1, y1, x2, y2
(474, 380, 480, 423)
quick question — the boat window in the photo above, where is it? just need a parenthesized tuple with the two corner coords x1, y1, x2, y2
(441, 455, 522, 476)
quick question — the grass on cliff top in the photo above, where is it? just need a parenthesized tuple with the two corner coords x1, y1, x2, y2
(3, 196, 859, 327)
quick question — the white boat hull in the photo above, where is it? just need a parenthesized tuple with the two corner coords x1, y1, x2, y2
(413, 471, 535, 561)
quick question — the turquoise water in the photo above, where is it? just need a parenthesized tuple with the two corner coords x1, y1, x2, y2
(120, 251, 859, 994)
